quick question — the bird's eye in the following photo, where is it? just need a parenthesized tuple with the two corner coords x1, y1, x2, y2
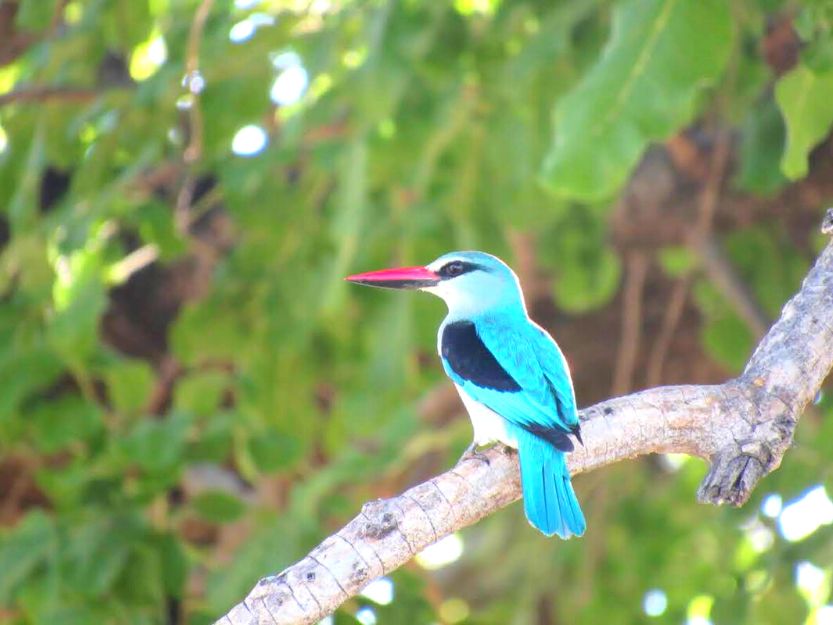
(445, 261, 464, 277)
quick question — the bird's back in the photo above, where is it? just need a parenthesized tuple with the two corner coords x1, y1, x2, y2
(438, 309, 586, 538)
(439, 309, 579, 441)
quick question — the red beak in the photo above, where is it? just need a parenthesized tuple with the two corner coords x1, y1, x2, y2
(345, 265, 440, 290)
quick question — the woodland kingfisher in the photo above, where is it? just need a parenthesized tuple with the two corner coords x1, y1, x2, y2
(346, 251, 585, 539)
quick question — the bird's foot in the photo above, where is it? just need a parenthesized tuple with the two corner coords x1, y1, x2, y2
(459, 441, 492, 466)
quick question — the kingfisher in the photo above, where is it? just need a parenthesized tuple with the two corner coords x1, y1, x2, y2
(346, 251, 585, 538)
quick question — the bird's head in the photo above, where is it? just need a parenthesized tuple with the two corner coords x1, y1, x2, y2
(346, 251, 526, 316)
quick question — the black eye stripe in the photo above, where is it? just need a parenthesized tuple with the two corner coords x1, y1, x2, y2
(447, 262, 464, 276)
(437, 261, 484, 278)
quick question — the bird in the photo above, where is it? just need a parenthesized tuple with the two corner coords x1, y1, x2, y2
(346, 251, 585, 538)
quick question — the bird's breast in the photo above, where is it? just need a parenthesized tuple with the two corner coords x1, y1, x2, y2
(455, 384, 518, 448)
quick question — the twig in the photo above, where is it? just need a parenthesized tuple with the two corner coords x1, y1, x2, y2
(48, 0, 69, 35)
(182, 0, 214, 166)
(669, 125, 767, 354)
(645, 127, 716, 387)
(214, 220, 833, 625)
(176, 0, 214, 233)
(692, 131, 731, 236)
(175, 178, 196, 234)
(695, 237, 770, 338)
(688, 127, 769, 338)
(507, 230, 550, 303)
(611, 251, 649, 395)
(645, 275, 690, 387)
(145, 356, 183, 415)
(417, 384, 461, 425)
(0, 86, 100, 107)
(108, 244, 159, 284)
(0, 466, 32, 523)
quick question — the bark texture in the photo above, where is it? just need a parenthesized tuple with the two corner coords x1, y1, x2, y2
(216, 219, 833, 625)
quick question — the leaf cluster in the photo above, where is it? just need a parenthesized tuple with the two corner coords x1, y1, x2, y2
(1, 0, 832, 624)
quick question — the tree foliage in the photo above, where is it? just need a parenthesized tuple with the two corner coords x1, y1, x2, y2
(0, 0, 832, 624)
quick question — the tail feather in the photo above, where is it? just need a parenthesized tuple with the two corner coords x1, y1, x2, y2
(515, 427, 585, 539)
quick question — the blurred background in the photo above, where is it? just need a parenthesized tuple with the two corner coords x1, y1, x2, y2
(1, 0, 833, 624)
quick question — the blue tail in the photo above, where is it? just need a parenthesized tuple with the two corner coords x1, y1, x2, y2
(515, 427, 585, 538)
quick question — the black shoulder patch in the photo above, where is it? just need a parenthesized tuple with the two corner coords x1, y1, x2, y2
(441, 321, 521, 392)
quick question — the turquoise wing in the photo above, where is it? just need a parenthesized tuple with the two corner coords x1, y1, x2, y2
(439, 315, 580, 449)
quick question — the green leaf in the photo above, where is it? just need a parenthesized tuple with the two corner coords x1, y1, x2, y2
(658, 246, 696, 277)
(120, 415, 189, 474)
(170, 300, 249, 365)
(28, 394, 103, 453)
(205, 514, 300, 616)
(47, 233, 109, 366)
(105, 358, 155, 416)
(115, 543, 164, 607)
(35, 459, 98, 509)
(749, 587, 807, 625)
(192, 491, 247, 524)
(0, 232, 52, 296)
(246, 428, 304, 473)
(552, 246, 621, 313)
(7, 119, 45, 233)
(374, 569, 435, 624)
(725, 227, 807, 317)
(775, 63, 833, 179)
(66, 515, 136, 595)
(0, 343, 64, 423)
(542, 0, 732, 200)
(101, 0, 153, 52)
(539, 207, 622, 313)
(153, 533, 187, 597)
(187, 411, 234, 462)
(803, 34, 833, 74)
(15, 0, 58, 33)
(735, 98, 788, 196)
(135, 200, 187, 260)
(796, 2, 833, 73)
(173, 370, 228, 416)
(701, 314, 753, 372)
(0, 510, 54, 603)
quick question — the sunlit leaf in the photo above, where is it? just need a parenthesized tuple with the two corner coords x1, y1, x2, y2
(542, 0, 732, 200)
(775, 63, 833, 179)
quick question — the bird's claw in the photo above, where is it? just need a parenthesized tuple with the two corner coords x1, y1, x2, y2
(459, 441, 491, 466)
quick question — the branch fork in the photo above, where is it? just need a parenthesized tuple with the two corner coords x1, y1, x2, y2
(217, 216, 833, 625)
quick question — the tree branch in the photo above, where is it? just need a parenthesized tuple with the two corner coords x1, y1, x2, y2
(0, 86, 101, 107)
(216, 215, 833, 625)
(611, 250, 649, 395)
